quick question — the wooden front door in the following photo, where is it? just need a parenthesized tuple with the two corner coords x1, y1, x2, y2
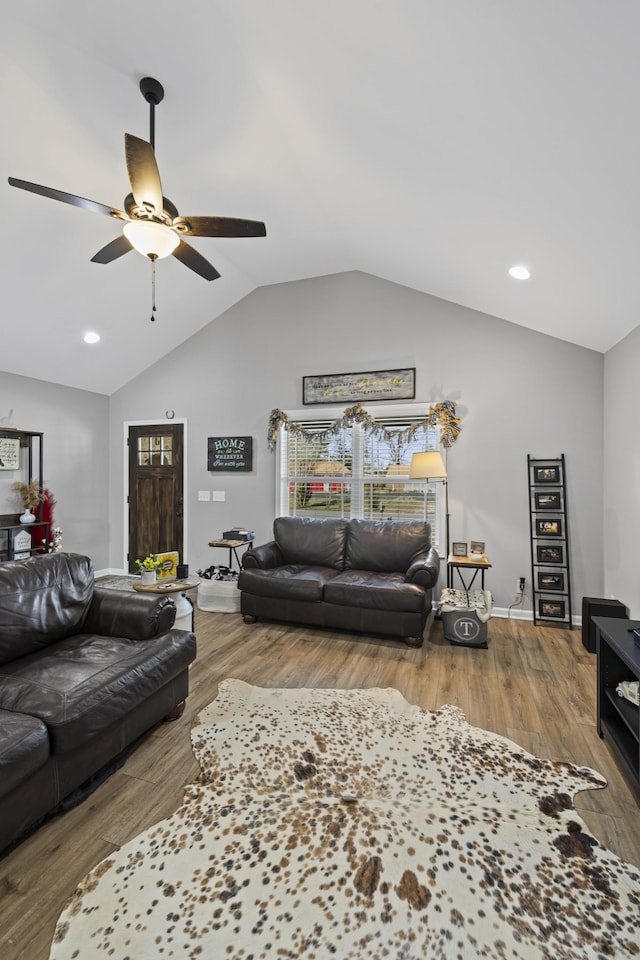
(128, 423, 184, 572)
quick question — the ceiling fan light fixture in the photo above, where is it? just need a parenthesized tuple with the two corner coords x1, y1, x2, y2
(123, 220, 179, 259)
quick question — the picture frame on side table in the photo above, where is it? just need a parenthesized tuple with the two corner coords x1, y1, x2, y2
(537, 572, 564, 592)
(535, 518, 562, 537)
(451, 542, 467, 557)
(533, 466, 560, 484)
(534, 492, 561, 510)
(537, 545, 564, 564)
(539, 599, 566, 619)
(469, 540, 485, 556)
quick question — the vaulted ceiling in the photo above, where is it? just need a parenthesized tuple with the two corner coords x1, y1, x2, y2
(3, 1, 640, 395)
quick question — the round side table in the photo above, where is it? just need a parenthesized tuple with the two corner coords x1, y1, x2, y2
(133, 577, 201, 632)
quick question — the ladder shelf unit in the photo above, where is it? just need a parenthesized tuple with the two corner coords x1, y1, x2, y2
(527, 454, 572, 628)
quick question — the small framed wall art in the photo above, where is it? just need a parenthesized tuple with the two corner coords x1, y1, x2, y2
(535, 518, 562, 537)
(539, 598, 566, 619)
(536, 544, 564, 564)
(0, 436, 20, 470)
(533, 465, 560, 484)
(534, 492, 561, 511)
(302, 368, 416, 405)
(537, 572, 564, 592)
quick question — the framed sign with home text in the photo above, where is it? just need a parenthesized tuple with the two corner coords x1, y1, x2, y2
(0, 437, 20, 470)
(208, 436, 253, 472)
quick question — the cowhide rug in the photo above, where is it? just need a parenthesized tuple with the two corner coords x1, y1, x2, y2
(49, 680, 640, 959)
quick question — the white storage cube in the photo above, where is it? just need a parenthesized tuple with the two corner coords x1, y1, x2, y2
(197, 578, 241, 613)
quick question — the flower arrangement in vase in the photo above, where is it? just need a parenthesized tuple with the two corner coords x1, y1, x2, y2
(11, 480, 45, 524)
(134, 555, 162, 585)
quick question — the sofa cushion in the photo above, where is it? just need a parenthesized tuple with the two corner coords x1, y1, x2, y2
(239, 565, 338, 603)
(344, 519, 432, 573)
(0, 553, 94, 664)
(0, 632, 197, 754)
(324, 570, 428, 613)
(274, 517, 348, 569)
(0, 709, 50, 799)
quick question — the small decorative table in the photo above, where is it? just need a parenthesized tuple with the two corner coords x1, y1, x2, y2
(133, 576, 201, 632)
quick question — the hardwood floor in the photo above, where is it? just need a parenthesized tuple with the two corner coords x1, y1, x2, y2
(1, 611, 639, 960)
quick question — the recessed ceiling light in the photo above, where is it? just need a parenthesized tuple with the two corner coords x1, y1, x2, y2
(508, 264, 531, 280)
(83, 332, 101, 344)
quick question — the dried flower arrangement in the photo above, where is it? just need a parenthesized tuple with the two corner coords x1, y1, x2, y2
(11, 480, 45, 510)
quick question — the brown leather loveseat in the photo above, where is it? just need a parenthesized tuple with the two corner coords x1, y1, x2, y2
(239, 517, 440, 646)
(0, 552, 196, 855)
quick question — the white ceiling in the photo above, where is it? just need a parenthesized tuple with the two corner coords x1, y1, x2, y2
(3, 1, 640, 395)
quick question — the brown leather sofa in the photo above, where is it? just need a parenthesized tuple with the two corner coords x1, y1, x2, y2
(239, 517, 440, 646)
(0, 552, 196, 855)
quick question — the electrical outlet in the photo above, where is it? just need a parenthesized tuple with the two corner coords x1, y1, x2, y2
(518, 577, 526, 593)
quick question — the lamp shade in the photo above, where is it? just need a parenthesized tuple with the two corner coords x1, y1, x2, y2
(123, 220, 180, 259)
(409, 451, 447, 479)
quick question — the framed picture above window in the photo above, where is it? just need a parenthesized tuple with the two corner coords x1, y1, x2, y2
(302, 368, 416, 405)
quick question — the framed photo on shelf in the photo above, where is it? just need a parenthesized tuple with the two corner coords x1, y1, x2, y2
(533, 465, 560, 484)
(539, 598, 565, 619)
(451, 541, 467, 557)
(537, 572, 564, 592)
(535, 518, 562, 537)
(534, 492, 561, 511)
(0, 436, 20, 470)
(469, 540, 485, 556)
(536, 544, 564, 564)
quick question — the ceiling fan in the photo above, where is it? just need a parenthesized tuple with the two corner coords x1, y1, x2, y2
(8, 77, 266, 287)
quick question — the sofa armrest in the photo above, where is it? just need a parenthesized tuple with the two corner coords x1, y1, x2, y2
(82, 587, 177, 640)
(241, 541, 283, 570)
(405, 546, 441, 589)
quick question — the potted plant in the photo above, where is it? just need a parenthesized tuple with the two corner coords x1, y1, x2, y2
(134, 555, 161, 586)
(11, 480, 45, 524)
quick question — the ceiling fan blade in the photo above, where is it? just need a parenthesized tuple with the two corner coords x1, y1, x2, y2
(172, 239, 221, 280)
(172, 215, 267, 238)
(8, 177, 127, 220)
(90, 234, 133, 264)
(125, 133, 163, 215)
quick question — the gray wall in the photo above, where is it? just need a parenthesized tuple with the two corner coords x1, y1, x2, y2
(0, 370, 109, 566)
(604, 324, 640, 617)
(109, 271, 604, 617)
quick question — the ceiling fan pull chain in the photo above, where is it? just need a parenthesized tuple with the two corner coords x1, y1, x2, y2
(150, 254, 157, 322)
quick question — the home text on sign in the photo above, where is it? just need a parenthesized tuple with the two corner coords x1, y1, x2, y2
(207, 436, 253, 472)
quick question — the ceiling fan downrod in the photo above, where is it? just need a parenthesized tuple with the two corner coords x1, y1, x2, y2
(139, 77, 164, 151)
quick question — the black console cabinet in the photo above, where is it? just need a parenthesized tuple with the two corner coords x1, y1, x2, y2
(594, 616, 640, 800)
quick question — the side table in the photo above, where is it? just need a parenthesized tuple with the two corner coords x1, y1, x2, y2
(447, 553, 492, 592)
(208, 538, 254, 570)
(133, 576, 201, 632)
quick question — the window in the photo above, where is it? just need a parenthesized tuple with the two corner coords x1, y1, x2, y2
(137, 434, 173, 466)
(276, 404, 446, 550)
